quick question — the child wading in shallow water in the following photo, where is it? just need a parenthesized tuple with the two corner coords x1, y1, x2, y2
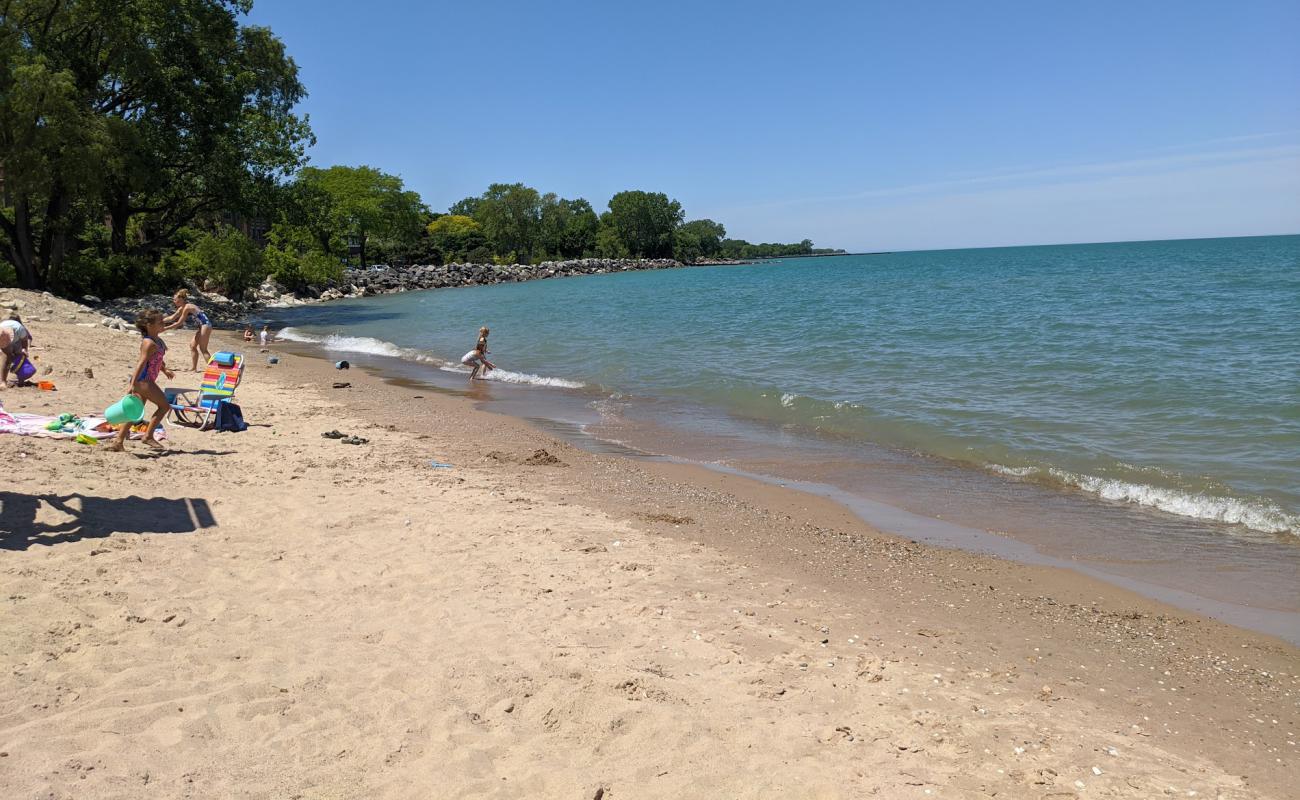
(107, 310, 174, 452)
(460, 326, 496, 381)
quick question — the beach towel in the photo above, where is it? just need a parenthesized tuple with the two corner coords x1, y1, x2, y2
(0, 400, 166, 441)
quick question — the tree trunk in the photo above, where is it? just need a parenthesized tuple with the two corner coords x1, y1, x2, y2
(109, 194, 130, 255)
(10, 199, 41, 290)
(37, 187, 70, 288)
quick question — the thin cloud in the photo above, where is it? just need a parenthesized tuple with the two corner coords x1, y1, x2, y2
(723, 141, 1300, 214)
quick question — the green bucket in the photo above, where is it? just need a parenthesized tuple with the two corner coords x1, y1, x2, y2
(105, 394, 145, 425)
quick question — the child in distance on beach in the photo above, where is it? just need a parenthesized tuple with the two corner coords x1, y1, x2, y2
(107, 309, 174, 452)
(243, 325, 254, 342)
(460, 326, 496, 381)
(259, 325, 269, 347)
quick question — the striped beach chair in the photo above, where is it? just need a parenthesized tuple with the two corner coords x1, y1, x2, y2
(166, 352, 244, 430)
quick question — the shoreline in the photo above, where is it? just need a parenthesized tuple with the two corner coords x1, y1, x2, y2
(268, 329, 1300, 648)
(1, 289, 1296, 797)
(264, 313, 1300, 644)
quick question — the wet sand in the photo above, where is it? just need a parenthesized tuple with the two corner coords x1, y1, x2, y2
(0, 289, 1296, 798)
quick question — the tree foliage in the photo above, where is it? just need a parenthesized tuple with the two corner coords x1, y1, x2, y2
(425, 214, 488, 263)
(538, 195, 598, 259)
(0, 0, 311, 290)
(293, 165, 426, 268)
(716, 238, 842, 260)
(163, 225, 263, 297)
(605, 191, 683, 259)
(673, 218, 727, 263)
(472, 183, 542, 263)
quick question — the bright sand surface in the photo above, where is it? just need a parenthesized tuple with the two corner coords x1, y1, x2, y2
(1, 289, 1296, 799)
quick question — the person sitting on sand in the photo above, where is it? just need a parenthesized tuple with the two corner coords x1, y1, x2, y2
(107, 309, 174, 452)
(0, 314, 33, 388)
(460, 326, 496, 381)
(242, 325, 254, 343)
(163, 289, 212, 371)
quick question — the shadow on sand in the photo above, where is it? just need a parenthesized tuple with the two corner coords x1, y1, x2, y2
(0, 492, 217, 551)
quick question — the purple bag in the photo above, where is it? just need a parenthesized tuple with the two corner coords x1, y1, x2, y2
(14, 355, 36, 381)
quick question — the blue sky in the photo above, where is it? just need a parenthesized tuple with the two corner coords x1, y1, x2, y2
(249, 1, 1300, 252)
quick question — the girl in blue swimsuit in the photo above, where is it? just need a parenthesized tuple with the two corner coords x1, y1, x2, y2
(164, 288, 213, 371)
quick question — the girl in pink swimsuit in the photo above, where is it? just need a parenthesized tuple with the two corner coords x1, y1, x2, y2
(107, 309, 174, 451)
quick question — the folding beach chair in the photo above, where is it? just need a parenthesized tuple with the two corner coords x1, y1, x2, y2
(166, 352, 244, 430)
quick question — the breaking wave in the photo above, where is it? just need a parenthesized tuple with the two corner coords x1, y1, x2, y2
(986, 463, 1298, 535)
(276, 328, 439, 362)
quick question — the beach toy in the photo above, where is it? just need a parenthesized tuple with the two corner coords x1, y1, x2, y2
(45, 413, 77, 431)
(105, 394, 145, 425)
(335, 360, 350, 370)
(37, 380, 55, 391)
(429, 460, 454, 469)
(74, 433, 98, 446)
(14, 355, 36, 382)
(267, 355, 280, 364)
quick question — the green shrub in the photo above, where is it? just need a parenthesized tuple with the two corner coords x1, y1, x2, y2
(164, 226, 265, 298)
(264, 242, 344, 292)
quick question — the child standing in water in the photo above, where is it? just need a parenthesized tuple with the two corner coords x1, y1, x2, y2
(164, 289, 213, 371)
(107, 309, 174, 452)
(460, 326, 496, 381)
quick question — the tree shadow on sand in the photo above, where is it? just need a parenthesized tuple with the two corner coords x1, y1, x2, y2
(0, 492, 217, 551)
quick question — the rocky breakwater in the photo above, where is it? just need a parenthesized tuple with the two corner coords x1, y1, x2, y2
(94, 290, 256, 329)
(304, 258, 685, 303)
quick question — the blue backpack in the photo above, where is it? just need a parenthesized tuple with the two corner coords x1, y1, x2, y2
(214, 400, 248, 432)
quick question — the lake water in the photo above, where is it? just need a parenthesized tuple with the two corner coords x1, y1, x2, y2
(270, 235, 1300, 640)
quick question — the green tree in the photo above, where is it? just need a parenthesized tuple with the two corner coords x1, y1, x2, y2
(594, 213, 629, 258)
(472, 183, 542, 263)
(262, 220, 343, 291)
(0, 0, 311, 289)
(426, 214, 487, 263)
(605, 191, 683, 259)
(538, 195, 598, 259)
(673, 218, 727, 263)
(294, 165, 427, 268)
(447, 196, 481, 218)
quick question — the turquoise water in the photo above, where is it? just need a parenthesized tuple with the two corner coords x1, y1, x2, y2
(276, 235, 1300, 537)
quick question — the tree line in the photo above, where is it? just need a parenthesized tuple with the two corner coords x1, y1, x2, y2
(1, 1, 840, 299)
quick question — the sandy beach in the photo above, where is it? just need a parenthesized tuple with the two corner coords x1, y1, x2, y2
(1, 288, 1296, 799)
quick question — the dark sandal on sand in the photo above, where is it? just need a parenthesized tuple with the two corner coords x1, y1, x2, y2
(322, 430, 346, 439)
(340, 436, 369, 445)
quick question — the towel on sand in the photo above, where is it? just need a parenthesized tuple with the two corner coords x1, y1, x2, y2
(0, 400, 166, 441)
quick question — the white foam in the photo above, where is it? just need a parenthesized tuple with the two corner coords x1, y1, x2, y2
(281, 327, 587, 389)
(481, 368, 584, 389)
(987, 463, 1037, 478)
(987, 462, 1297, 534)
(780, 393, 797, 408)
(436, 362, 584, 388)
(276, 328, 439, 363)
